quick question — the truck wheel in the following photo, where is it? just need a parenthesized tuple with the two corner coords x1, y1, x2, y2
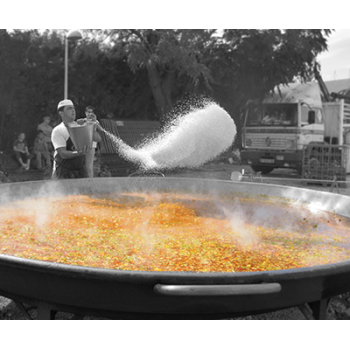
(250, 165, 273, 174)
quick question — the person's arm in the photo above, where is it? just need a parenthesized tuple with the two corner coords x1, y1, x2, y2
(33, 138, 38, 153)
(13, 140, 24, 153)
(24, 141, 30, 155)
(43, 140, 49, 152)
(56, 146, 89, 159)
(93, 126, 102, 143)
(87, 112, 102, 143)
(13, 140, 19, 152)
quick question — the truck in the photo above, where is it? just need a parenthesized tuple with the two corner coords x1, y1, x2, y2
(241, 80, 350, 174)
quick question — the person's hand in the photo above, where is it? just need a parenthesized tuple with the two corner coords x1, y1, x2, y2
(72, 145, 90, 157)
(83, 145, 92, 153)
(95, 121, 103, 131)
(88, 113, 97, 122)
(78, 145, 92, 155)
(76, 118, 86, 125)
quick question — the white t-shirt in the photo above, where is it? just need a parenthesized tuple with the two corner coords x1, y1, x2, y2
(52, 121, 97, 152)
(51, 122, 71, 174)
(51, 122, 70, 154)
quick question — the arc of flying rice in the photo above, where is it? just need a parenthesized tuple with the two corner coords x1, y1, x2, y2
(97, 100, 237, 171)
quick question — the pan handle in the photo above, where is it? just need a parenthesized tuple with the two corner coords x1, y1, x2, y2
(154, 283, 281, 296)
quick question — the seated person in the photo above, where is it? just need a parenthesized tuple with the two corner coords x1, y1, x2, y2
(33, 130, 52, 170)
(13, 132, 31, 171)
(37, 116, 54, 153)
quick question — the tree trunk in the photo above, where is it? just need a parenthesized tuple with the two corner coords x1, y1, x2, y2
(146, 60, 173, 122)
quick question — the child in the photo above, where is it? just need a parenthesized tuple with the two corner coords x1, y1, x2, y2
(13, 132, 31, 171)
(33, 130, 51, 169)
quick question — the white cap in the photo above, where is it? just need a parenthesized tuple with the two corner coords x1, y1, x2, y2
(57, 99, 74, 110)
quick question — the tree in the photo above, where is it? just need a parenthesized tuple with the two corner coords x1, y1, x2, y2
(98, 29, 216, 121)
(0, 29, 160, 151)
(207, 30, 331, 98)
(0, 30, 74, 150)
(89, 29, 331, 127)
(72, 40, 156, 120)
(200, 29, 332, 148)
(0, 29, 332, 153)
(0, 30, 34, 150)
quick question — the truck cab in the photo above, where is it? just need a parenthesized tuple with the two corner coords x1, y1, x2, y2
(241, 82, 324, 174)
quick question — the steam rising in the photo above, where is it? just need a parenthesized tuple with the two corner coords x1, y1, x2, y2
(1, 181, 350, 272)
(1, 92, 350, 272)
(222, 204, 259, 247)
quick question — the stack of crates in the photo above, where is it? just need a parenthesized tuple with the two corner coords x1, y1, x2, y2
(302, 144, 348, 187)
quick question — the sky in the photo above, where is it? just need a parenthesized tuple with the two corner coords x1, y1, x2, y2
(318, 29, 350, 81)
(3, 1, 350, 85)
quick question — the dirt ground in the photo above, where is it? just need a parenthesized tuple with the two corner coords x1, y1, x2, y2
(1, 160, 350, 320)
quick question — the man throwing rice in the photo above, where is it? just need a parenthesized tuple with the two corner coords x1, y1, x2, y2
(51, 99, 99, 179)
